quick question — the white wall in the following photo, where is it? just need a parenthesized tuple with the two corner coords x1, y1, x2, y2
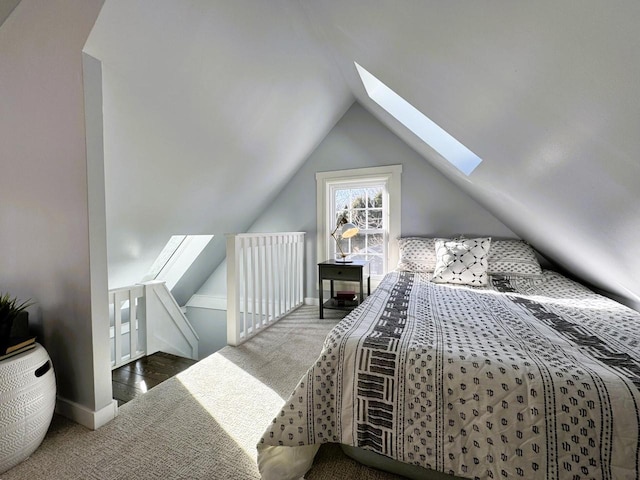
(197, 102, 515, 300)
(83, 0, 353, 292)
(0, 0, 114, 427)
(304, 0, 640, 307)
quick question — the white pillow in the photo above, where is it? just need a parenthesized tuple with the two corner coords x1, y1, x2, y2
(432, 237, 492, 286)
(397, 237, 437, 272)
(487, 239, 542, 277)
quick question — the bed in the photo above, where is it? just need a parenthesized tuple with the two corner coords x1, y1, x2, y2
(257, 238, 640, 480)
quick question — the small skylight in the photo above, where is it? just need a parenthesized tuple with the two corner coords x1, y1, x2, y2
(144, 235, 187, 281)
(143, 234, 214, 290)
(355, 62, 482, 176)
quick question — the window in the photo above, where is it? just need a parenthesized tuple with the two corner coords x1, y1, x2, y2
(355, 62, 482, 176)
(317, 165, 402, 283)
(142, 234, 214, 290)
(332, 183, 385, 275)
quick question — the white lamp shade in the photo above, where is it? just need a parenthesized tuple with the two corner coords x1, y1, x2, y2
(341, 223, 359, 238)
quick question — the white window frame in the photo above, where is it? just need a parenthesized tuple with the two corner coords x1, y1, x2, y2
(316, 165, 402, 288)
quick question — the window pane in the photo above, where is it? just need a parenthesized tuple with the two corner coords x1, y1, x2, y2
(349, 189, 367, 208)
(352, 209, 366, 230)
(335, 189, 351, 211)
(367, 233, 384, 254)
(335, 209, 348, 227)
(367, 187, 383, 208)
(367, 209, 382, 229)
(351, 234, 365, 254)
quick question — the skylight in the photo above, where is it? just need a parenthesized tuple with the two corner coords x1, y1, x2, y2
(143, 234, 214, 290)
(354, 62, 482, 176)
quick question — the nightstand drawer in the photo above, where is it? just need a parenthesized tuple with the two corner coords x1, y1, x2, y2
(319, 265, 362, 281)
(318, 260, 370, 319)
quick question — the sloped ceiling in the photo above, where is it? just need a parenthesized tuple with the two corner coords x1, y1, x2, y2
(86, 1, 640, 306)
(83, 0, 353, 289)
(301, 0, 640, 305)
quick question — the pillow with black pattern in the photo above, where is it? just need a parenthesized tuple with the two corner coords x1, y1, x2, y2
(432, 237, 492, 286)
(487, 239, 542, 277)
(397, 237, 437, 272)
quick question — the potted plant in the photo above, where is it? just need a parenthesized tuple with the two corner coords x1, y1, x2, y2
(0, 292, 33, 346)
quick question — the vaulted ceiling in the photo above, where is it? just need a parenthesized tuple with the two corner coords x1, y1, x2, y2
(85, 1, 640, 307)
(84, 0, 354, 289)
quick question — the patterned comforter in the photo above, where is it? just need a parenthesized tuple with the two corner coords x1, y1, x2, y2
(257, 271, 640, 480)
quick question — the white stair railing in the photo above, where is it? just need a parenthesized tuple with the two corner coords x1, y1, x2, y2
(109, 285, 145, 369)
(226, 232, 305, 346)
(109, 281, 199, 369)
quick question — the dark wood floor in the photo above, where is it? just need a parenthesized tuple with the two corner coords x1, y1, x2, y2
(112, 351, 198, 406)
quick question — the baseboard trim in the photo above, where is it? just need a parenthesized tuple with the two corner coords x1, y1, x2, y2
(304, 297, 319, 306)
(186, 294, 227, 310)
(56, 396, 118, 430)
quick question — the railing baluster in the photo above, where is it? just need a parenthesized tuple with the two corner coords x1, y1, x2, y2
(289, 234, 294, 309)
(299, 233, 304, 305)
(286, 235, 292, 311)
(283, 235, 288, 312)
(278, 235, 287, 316)
(226, 235, 242, 346)
(109, 291, 116, 366)
(260, 237, 265, 326)
(238, 238, 243, 342)
(274, 236, 281, 318)
(114, 291, 123, 366)
(293, 235, 298, 305)
(226, 232, 305, 345)
(242, 236, 249, 339)
(271, 236, 277, 319)
(296, 233, 301, 304)
(249, 236, 256, 333)
(129, 289, 137, 359)
(265, 236, 271, 324)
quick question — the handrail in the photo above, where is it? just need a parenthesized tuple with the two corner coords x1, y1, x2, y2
(226, 232, 305, 346)
(109, 281, 198, 369)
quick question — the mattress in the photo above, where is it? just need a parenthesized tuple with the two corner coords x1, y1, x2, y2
(257, 270, 640, 480)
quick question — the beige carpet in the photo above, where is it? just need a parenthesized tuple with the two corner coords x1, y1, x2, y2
(2, 306, 404, 480)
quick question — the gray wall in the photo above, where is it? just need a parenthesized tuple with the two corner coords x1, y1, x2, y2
(184, 306, 228, 360)
(197, 102, 515, 299)
(0, 0, 111, 420)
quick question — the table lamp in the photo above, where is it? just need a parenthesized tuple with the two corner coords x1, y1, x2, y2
(331, 216, 359, 263)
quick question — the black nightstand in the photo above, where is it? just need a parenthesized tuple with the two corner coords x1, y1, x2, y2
(318, 260, 370, 319)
